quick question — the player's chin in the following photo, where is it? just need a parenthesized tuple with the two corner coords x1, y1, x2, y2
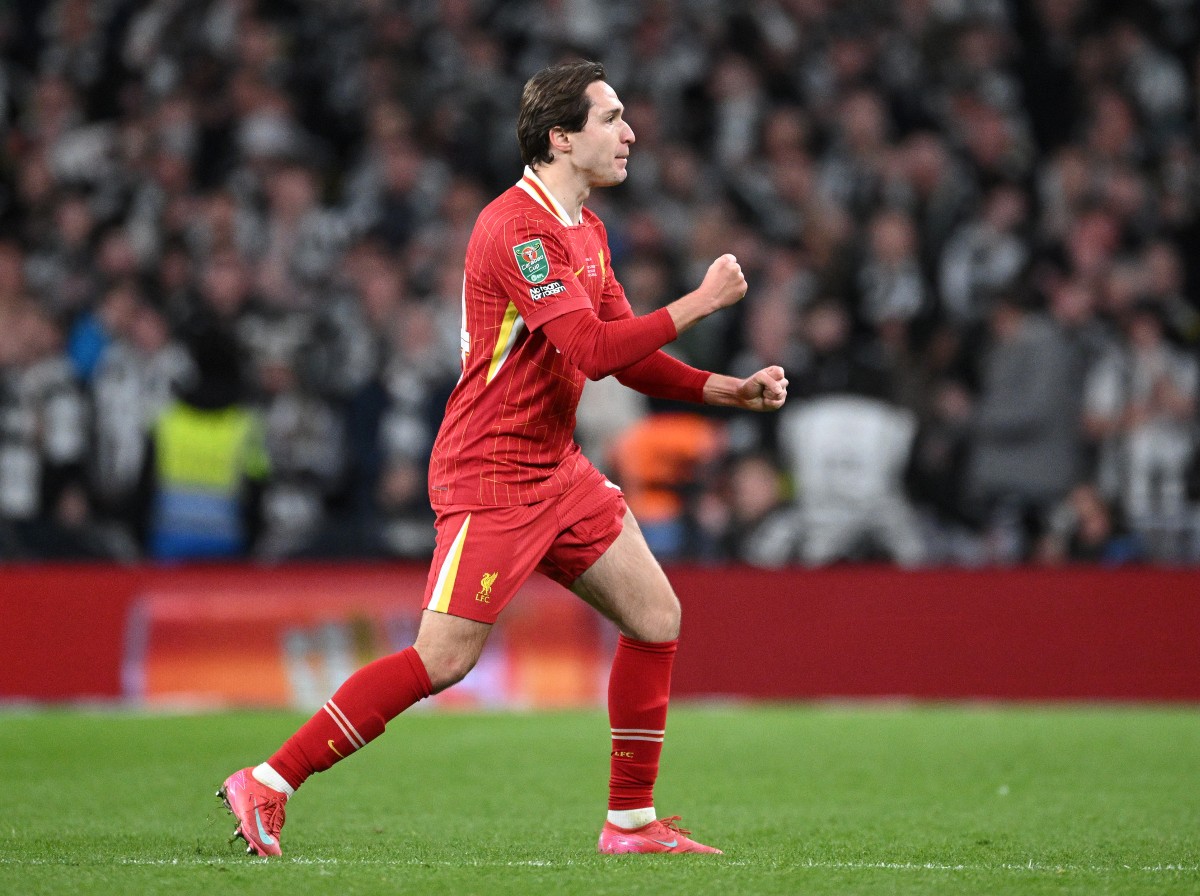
(593, 169, 626, 189)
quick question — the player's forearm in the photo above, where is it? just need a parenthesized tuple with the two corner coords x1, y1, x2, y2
(666, 288, 727, 334)
(540, 307, 677, 380)
(615, 350, 709, 403)
(701, 373, 748, 408)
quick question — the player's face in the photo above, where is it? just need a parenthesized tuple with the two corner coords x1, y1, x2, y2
(572, 80, 635, 187)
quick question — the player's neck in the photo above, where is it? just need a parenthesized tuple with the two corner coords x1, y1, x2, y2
(529, 164, 587, 224)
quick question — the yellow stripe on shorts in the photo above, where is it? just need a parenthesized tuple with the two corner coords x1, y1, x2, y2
(429, 514, 471, 613)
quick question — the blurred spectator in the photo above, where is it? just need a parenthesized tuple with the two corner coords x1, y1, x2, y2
(142, 320, 269, 561)
(855, 207, 930, 326)
(26, 189, 98, 319)
(906, 377, 985, 565)
(366, 301, 454, 558)
(728, 105, 816, 247)
(790, 299, 890, 402)
(1046, 276, 1113, 381)
(1013, 0, 1087, 153)
(1140, 239, 1199, 345)
(672, 200, 752, 371)
(726, 266, 810, 455)
(965, 292, 1087, 561)
(779, 394, 925, 567)
(255, 160, 351, 309)
(256, 341, 346, 562)
(818, 87, 892, 223)
(949, 90, 1033, 186)
(0, 304, 100, 558)
(67, 276, 139, 383)
(1034, 481, 1143, 566)
(1083, 300, 1198, 561)
(693, 452, 804, 567)
(1109, 18, 1189, 147)
(890, 131, 977, 275)
(1036, 145, 1093, 246)
(0, 241, 33, 340)
(939, 182, 1030, 327)
(299, 296, 454, 560)
(124, 146, 194, 271)
(89, 298, 190, 548)
(608, 413, 726, 559)
(705, 52, 767, 169)
(576, 375, 648, 479)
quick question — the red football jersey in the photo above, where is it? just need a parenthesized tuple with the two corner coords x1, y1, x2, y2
(429, 168, 635, 507)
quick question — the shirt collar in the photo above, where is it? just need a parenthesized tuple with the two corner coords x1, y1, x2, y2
(517, 166, 576, 226)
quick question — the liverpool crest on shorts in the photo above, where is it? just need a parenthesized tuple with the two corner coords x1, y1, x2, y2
(476, 571, 499, 603)
(513, 239, 549, 283)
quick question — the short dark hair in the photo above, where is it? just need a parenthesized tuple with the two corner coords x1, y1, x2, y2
(516, 60, 606, 167)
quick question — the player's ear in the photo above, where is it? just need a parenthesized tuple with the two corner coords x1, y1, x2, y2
(548, 126, 572, 156)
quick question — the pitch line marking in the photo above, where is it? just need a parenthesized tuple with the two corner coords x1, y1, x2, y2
(0, 857, 1196, 874)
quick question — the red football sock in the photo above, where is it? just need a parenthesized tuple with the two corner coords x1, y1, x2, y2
(607, 634, 677, 811)
(267, 646, 432, 791)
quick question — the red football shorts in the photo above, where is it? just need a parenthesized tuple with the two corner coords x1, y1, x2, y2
(422, 460, 628, 623)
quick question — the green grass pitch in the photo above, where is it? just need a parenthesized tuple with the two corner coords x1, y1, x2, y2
(1, 704, 1197, 895)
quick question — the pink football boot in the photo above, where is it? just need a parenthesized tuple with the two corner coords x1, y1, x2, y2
(598, 815, 722, 854)
(218, 767, 288, 857)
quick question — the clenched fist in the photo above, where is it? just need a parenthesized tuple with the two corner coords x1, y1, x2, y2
(700, 253, 748, 311)
(666, 253, 750, 334)
(735, 365, 788, 412)
(702, 366, 789, 412)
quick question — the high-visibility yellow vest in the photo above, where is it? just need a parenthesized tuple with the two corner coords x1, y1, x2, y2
(149, 401, 270, 559)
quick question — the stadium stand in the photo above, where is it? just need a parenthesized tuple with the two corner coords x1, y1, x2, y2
(0, 0, 1197, 565)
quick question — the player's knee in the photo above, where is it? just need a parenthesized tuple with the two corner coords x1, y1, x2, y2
(632, 594, 681, 643)
(413, 638, 484, 693)
(422, 651, 478, 693)
(413, 612, 493, 693)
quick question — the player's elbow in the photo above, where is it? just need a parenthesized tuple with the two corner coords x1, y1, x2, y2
(551, 335, 615, 380)
(575, 357, 617, 381)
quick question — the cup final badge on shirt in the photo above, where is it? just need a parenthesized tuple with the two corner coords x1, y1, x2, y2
(513, 239, 550, 283)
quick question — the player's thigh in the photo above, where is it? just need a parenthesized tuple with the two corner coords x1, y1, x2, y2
(570, 509, 681, 643)
(423, 504, 551, 621)
(420, 503, 554, 688)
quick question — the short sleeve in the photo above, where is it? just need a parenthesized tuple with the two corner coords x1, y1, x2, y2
(493, 217, 593, 330)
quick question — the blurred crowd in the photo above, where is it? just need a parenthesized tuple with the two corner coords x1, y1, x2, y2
(1, 0, 1198, 566)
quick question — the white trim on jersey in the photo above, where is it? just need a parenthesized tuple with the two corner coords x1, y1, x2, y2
(517, 166, 575, 227)
(485, 302, 527, 384)
(457, 272, 469, 382)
